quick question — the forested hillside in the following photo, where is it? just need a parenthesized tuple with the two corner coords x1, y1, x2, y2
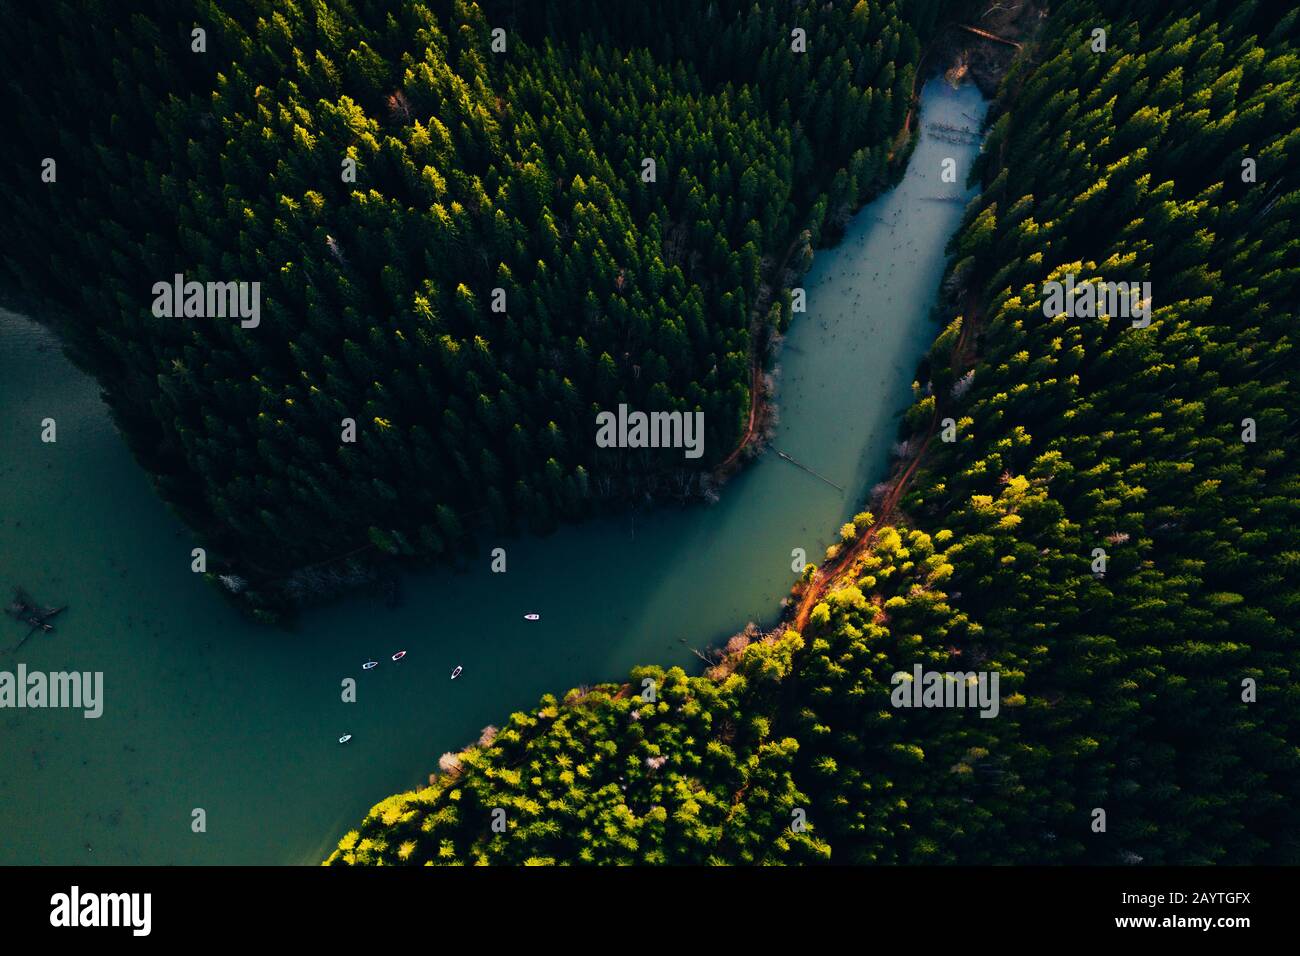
(0, 0, 945, 608)
(328, 0, 1300, 865)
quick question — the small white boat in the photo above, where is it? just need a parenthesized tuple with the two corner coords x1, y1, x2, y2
(391, 650, 407, 661)
(524, 613, 540, 621)
(362, 660, 378, 670)
(338, 734, 352, 744)
(450, 665, 463, 680)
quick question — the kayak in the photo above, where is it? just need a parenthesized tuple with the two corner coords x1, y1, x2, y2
(524, 613, 540, 621)
(450, 665, 463, 680)
(338, 734, 352, 744)
(391, 651, 407, 661)
(362, 660, 378, 670)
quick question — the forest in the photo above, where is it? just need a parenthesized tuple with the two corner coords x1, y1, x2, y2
(0, 0, 948, 614)
(326, 0, 1300, 865)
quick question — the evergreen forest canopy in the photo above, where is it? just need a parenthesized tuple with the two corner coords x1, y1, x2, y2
(326, 0, 1300, 865)
(0, 0, 950, 611)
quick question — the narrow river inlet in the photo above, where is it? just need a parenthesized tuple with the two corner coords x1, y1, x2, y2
(0, 79, 987, 864)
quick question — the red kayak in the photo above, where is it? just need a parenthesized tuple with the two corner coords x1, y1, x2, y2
(391, 650, 407, 661)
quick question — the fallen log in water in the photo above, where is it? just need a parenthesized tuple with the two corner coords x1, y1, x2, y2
(958, 24, 1023, 49)
(6, 588, 66, 649)
(777, 451, 844, 492)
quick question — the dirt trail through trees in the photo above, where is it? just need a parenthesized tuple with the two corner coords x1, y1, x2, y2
(792, 293, 981, 632)
(786, 14, 1033, 633)
(717, 230, 805, 472)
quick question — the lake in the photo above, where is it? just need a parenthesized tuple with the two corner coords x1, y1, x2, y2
(0, 79, 986, 864)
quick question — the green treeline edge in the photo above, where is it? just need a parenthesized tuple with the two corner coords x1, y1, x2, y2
(0, 0, 947, 615)
(326, 0, 1300, 865)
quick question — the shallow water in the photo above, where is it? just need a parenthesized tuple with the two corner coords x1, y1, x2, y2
(0, 79, 987, 864)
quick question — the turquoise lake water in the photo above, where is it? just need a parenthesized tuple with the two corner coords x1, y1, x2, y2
(0, 79, 987, 864)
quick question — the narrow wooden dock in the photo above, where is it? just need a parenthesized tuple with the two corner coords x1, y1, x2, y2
(777, 451, 844, 492)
